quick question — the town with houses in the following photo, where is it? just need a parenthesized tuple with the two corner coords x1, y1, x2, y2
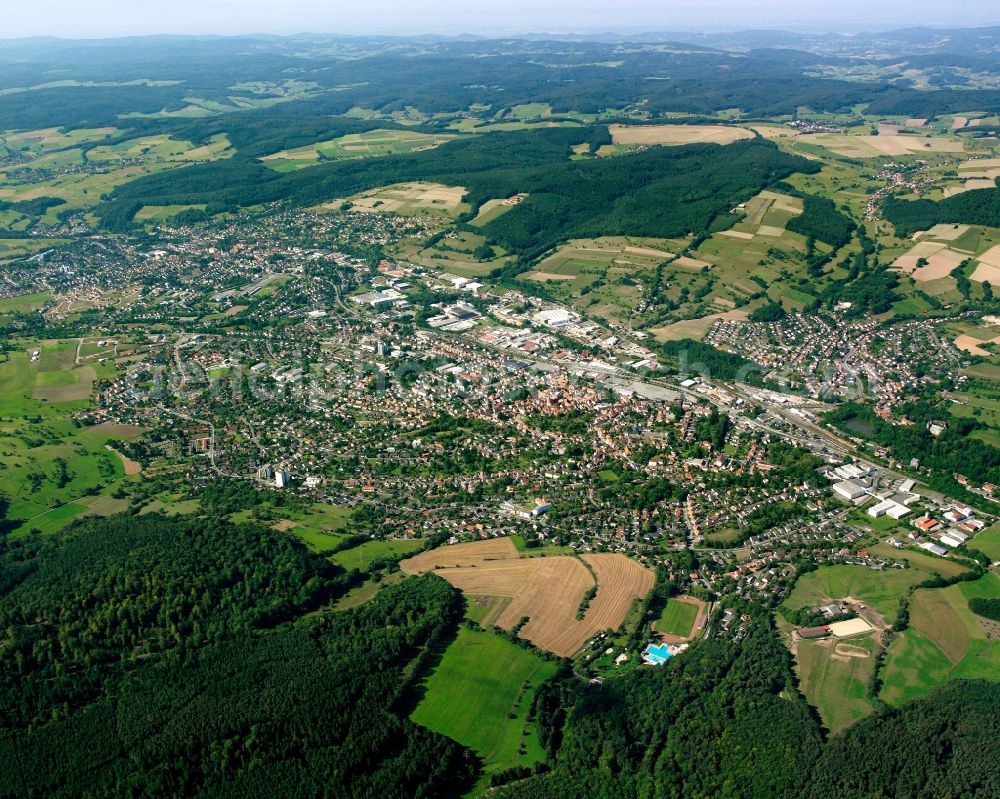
(4, 200, 997, 674)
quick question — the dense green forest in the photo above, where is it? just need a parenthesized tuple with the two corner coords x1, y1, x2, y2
(98, 132, 816, 261)
(0, 515, 476, 798)
(498, 625, 1000, 799)
(884, 187, 1000, 237)
(786, 195, 856, 248)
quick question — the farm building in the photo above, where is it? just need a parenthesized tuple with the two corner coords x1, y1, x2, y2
(797, 626, 830, 639)
(919, 541, 948, 557)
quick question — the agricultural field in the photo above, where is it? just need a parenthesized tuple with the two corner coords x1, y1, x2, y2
(402, 539, 654, 657)
(401, 536, 519, 570)
(799, 131, 966, 159)
(607, 123, 753, 147)
(324, 181, 471, 218)
(0, 129, 234, 225)
(653, 596, 702, 639)
(880, 572, 1000, 706)
(260, 128, 454, 171)
(410, 627, 558, 785)
(0, 341, 142, 536)
(794, 636, 878, 733)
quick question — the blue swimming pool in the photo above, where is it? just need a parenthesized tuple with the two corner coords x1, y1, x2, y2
(643, 643, 672, 665)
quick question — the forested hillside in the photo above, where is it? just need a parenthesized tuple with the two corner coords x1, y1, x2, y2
(498, 626, 821, 799)
(0, 515, 477, 798)
(499, 626, 1000, 799)
(884, 187, 1000, 237)
(98, 131, 816, 260)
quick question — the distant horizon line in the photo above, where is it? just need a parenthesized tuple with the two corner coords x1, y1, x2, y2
(3, 22, 1000, 44)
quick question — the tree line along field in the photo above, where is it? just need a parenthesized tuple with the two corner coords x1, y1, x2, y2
(402, 539, 654, 657)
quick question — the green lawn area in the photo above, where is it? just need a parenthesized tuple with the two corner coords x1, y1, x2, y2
(973, 524, 1000, 561)
(411, 628, 557, 784)
(333, 571, 409, 611)
(869, 543, 972, 579)
(795, 637, 877, 733)
(330, 538, 424, 572)
(655, 599, 699, 637)
(0, 292, 51, 314)
(784, 564, 947, 625)
(0, 340, 144, 536)
(284, 526, 350, 553)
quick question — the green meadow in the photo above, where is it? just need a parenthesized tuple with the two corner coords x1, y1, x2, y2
(410, 627, 558, 785)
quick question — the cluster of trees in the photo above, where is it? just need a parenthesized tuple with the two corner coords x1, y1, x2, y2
(659, 338, 765, 383)
(749, 301, 787, 323)
(884, 188, 1000, 238)
(502, 624, 822, 799)
(0, 515, 478, 797)
(786, 195, 856, 248)
(969, 597, 1000, 622)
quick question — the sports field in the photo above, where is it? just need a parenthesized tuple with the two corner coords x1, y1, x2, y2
(654, 596, 702, 638)
(411, 628, 557, 781)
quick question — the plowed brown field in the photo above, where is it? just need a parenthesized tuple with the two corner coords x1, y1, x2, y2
(401, 539, 654, 657)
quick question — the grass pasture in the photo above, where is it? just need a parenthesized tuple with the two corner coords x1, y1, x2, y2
(0, 292, 51, 314)
(331, 538, 425, 573)
(794, 637, 877, 733)
(973, 524, 1000, 561)
(410, 627, 557, 784)
(880, 572, 1000, 706)
(783, 564, 946, 625)
(262, 129, 453, 171)
(0, 341, 142, 536)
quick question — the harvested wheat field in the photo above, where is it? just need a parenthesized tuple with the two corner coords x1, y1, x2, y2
(401, 539, 654, 657)
(609, 124, 752, 146)
(401, 537, 519, 572)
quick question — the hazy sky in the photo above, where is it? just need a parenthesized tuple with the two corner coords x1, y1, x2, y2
(4, 0, 1000, 39)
